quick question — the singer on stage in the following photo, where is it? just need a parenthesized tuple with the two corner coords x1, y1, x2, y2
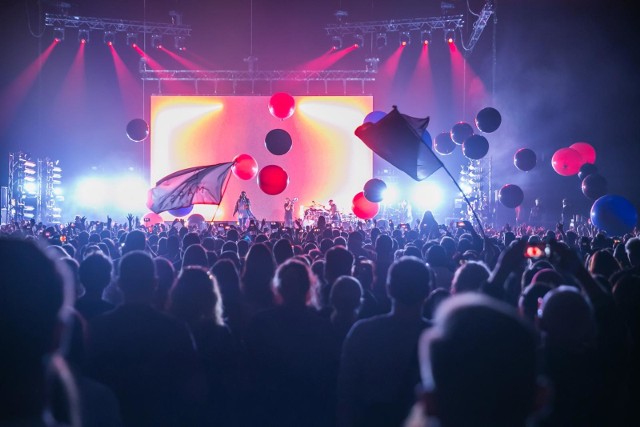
(233, 190, 256, 229)
(284, 197, 297, 228)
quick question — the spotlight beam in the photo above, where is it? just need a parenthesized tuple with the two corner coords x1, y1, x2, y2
(0, 41, 58, 130)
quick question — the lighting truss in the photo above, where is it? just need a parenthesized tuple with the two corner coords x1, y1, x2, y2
(463, 1, 495, 53)
(139, 69, 376, 95)
(44, 13, 192, 37)
(140, 69, 376, 82)
(325, 15, 465, 37)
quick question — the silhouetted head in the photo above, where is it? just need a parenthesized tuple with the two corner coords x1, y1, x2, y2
(419, 293, 538, 427)
(387, 256, 432, 307)
(330, 275, 363, 313)
(123, 229, 146, 254)
(182, 244, 208, 270)
(118, 250, 157, 303)
(451, 261, 490, 294)
(79, 252, 113, 295)
(274, 259, 312, 307)
(170, 266, 221, 325)
(539, 285, 596, 350)
(273, 238, 294, 265)
(324, 246, 354, 286)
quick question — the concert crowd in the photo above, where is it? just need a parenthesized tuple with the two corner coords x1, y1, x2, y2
(1, 210, 639, 427)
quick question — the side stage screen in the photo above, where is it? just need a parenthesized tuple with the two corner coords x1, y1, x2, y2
(150, 96, 373, 222)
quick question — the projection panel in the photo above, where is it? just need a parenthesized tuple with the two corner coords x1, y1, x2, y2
(150, 95, 373, 222)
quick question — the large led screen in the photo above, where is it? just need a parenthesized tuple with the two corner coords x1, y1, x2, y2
(150, 96, 373, 222)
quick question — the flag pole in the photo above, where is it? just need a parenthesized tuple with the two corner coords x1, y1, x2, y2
(397, 105, 486, 239)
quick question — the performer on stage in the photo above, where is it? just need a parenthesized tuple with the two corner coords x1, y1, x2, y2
(233, 190, 256, 229)
(328, 199, 340, 225)
(528, 198, 544, 226)
(284, 197, 297, 228)
(399, 199, 412, 224)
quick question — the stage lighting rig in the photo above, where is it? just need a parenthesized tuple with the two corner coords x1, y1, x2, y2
(375, 33, 387, 49)
(174, 35, 186, 51)
(365, 57, 380, 73)
(78, 28, 90, 44)
(399, 31, 411, 46)
(151, 34, 163, 49)
(43, 159, 63, 224)
(444, 28, 455, 44)
(53, 27, 65, 42)
(103, 30, 115, 46)
(353, 33, 364, 48)
(126, 32, 138, 47)
(420, 30, 432, 46)
(45, 12, 192, 48)
(331, 35, 342, 50)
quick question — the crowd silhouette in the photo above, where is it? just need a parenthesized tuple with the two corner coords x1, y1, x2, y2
(1, 214, 639, 427)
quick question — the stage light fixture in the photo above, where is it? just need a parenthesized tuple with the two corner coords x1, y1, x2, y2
(375, 33, 387, 49)
(53, 27, 65, 42)
(103, 31, 116, 46)
(420, 30, 432, 46)
(353, 34, 364, 49)
(174, 35, 186, 51)
(444, 29, 456, 44)
(151, 34, 162, 49)
(365, 57, 380, 73)
(399, 31, 411, 47)
(78, 28, 90, 44)
(126, 32, 138, 47)
(331, 35, 342, 50)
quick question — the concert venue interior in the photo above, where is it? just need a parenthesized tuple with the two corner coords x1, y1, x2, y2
(1, 0, 638, 228)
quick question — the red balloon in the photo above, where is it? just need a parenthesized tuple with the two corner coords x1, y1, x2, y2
(268, 93, 296, 120)
(258, 165, 289, 195)
(352, 191, 379, 220)
(551, 148, 583, 176)
(143, 212, 164, 226)
(232, 154, 258, 180)
(570, 142, 596, 164)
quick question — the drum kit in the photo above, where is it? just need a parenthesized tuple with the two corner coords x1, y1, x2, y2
(301, 201, 358, 228)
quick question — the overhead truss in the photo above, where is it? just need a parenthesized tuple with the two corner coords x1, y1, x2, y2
(325, 15, 465, 36)
(139, 69, 376, 95)
(44, 13, 192, 37)
(464, 1, 495, 53)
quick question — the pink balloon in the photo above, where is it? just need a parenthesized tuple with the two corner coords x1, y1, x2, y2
(143, 212, 164, 226)
(570, 142, 596, 164)
(352, 191, 379, 220)
(551, 148, 583, 176)
(258, 165, 289, 195)
(268, 93, 296, 120)
(232, 154, 258, 180)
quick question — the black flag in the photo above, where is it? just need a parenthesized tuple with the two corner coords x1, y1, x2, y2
(355, 106, 442, 181)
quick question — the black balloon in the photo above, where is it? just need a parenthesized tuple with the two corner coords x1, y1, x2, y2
(363, 178, 387, 203)
(577, 163, 598, 181)
(475, 107, 502, 133)
(581, 173, 607, 200)
(126, 119, 149, 142)
(514, 148, 536, 171)
(433, 132, 456, 155)
(499, 184, 524, 208)
(462, 134, 489, 160)
(265, 129, 293, 155)
(450, 122, 474, 145)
